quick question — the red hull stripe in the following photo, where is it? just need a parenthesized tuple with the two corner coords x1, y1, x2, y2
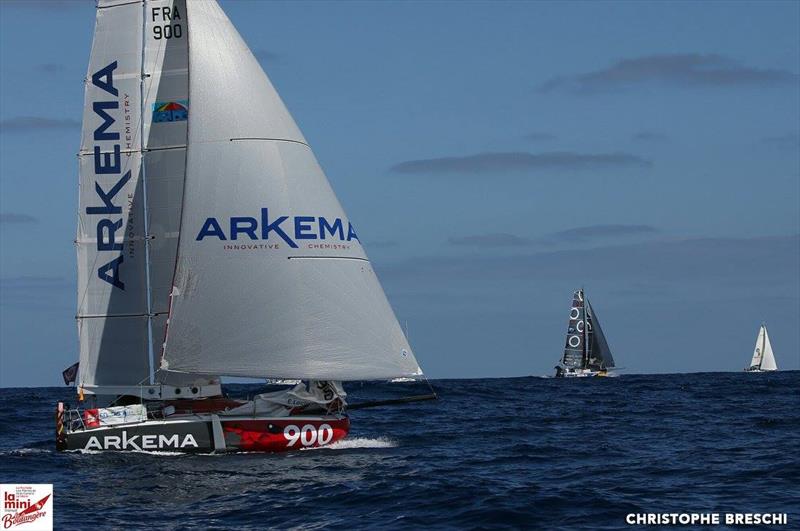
(222, 418, 350, 452)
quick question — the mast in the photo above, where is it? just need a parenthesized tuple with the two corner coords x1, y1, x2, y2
(139, 0, 156, 384)
(759, 324, 766, 370)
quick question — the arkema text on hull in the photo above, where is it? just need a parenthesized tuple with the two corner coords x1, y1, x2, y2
(58, 0, 433, 453)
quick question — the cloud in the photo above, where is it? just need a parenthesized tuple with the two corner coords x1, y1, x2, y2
(0, 276, 73, 309)
(0, 0, 89, 10)
(253, 49, 282, 65)
(537, 54, 798, 94)
(381, 234, 800, 290)
(448, 233, 532, 247)
(0, 276, 66, 288)
(36, 63, 65, 74)
(367, 240, 399, 249)
(390, 151, 651, 175)
(633, 131, 669, 143)
(0, 213, 38, 225)
(0, 116, 80, 133)
(524, 132, 557, 142)
(761, 132, 799, 150)
(546, 224, 658, 243)
(448, 225, 658, 249)
(0, 0, 90, 9)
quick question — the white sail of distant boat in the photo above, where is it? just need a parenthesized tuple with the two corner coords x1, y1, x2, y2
(58, 0, 432, 453)
(746, 324, 778, 372)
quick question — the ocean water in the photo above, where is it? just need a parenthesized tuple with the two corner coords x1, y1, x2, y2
(1, 372, 798, 530)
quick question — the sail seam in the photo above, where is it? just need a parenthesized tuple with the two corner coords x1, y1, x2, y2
(287, 256, 370, 262)
(77, 145, 188, 157)
(229, 137, 310, 148)
(97, 1, 142, 9)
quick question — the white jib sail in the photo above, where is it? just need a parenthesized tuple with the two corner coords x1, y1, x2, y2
(77, 0, 213, 389)
(160, 0, 422, 381)
(759, 326, 778, 371)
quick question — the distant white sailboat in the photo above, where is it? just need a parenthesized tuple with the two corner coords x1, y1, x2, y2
(745, 324, 778, 372)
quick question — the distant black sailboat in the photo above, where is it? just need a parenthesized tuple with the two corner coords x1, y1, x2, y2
(554, 289, 616, 378)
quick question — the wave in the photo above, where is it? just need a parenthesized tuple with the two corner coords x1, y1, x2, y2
(0, 447, 52, 456)
(320, 437, 397, 450)
(63, 448, 187, 457)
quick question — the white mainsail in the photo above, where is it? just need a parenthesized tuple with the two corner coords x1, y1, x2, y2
(749, 324, 778, 371)
(160, 0, 422, 381)
(77, 0, 213, 390)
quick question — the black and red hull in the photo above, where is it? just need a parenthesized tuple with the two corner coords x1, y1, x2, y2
(57, 408, 350, 453)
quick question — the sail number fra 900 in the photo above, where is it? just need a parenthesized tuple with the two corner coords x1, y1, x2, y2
(151, 5, 183, 40)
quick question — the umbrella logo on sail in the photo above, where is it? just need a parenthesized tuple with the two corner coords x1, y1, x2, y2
(152, 100, 188, 123)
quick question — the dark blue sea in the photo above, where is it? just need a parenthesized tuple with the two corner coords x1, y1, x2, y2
(1, 373, 798, 530)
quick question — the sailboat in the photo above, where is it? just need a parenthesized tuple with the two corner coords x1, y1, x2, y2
(554, 289, 616, 378)
(744, 324, 778, 372)
(56, 0, 432, 453)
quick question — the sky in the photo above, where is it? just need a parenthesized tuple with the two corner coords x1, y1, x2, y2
(0, 0, 798, 386)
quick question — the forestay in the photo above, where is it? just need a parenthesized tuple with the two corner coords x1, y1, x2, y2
(160, 0, 422, 381)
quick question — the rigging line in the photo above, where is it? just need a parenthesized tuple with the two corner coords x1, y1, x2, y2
(421, 374, 438, 399)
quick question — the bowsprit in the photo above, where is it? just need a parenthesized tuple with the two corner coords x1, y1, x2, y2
(196, 208, 360, 248)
